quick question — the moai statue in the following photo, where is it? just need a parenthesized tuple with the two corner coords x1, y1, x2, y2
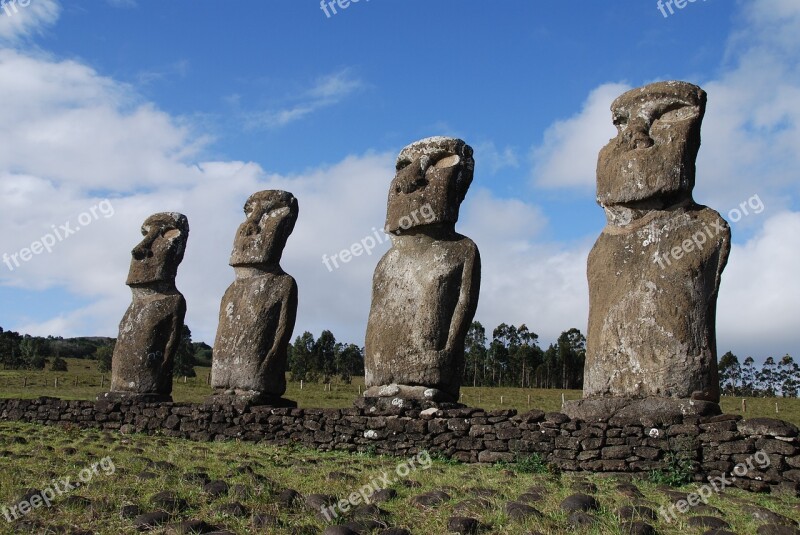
(104, 213, 189, 402)
(210, 190, 298, 406)
(364, 137, 481, 404)
(582, 81, 730, 407)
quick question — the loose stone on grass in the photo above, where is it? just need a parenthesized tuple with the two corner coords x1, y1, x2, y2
(322, 526, 359, 535)
(504, 501, 542, 520)
(370, 488, 398, 503)
(411, 490, 450, 508)
(447, 516, 480, 534)
(277, 488, 302, 509)
(203, 480, 229, 498)
(216, 502, 248, 517)
(618, 505, 657, 521)
(567, 511, 596, 528)
(133, 511, 171, 531)
(621, 521, 657, 535)
(166, 520, 218, 534)
(560, 493, 599, 512)
(688, 516, 731, 530)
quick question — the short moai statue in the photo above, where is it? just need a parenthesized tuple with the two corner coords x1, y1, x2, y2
(210, 190, 298, 406)
(103, 212, 189, 402)
(364, 137, 481, 405)
(569, 81, 730, 419)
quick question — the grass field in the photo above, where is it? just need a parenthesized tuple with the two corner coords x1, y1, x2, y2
(2, 358, 800, 425)
(0, 421, 799, 534)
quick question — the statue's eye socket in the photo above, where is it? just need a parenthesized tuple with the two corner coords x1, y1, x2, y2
(396, 158, 412, 171)
(433, 154, 460, 169)
(653, 104, 698, 124)
(612, 115, 628, 127)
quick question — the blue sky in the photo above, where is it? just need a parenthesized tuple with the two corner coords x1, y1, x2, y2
(0, 0, 798, 365)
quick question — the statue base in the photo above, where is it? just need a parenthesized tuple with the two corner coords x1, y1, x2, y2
(356, 384, 465, 412)
(562, 396, 721, 425)
(96, 391, 172, 403)
(205, 390, 297, 409)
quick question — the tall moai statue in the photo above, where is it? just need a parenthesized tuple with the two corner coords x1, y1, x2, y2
(581, 81, 730, 407)
(104, 212, 189, 402)
(364, 137, 481, 404)
(210, 190, 299, 406)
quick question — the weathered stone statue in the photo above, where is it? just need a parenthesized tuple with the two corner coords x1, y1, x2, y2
(105, 212, 189, 402)
(210, 190, 298, 406)
(364, 137, 481, 404)
(575, 81, 730, 417)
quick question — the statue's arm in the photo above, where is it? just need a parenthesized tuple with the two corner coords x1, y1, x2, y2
(714, 218, 732, 294)
(266, 279, 298, 367)
(445, 245, 481, 352)
(163, 296, 187, 367)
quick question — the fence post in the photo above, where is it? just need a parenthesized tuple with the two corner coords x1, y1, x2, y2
(742, 398, 747, 413)
(100, 374, 105, 388)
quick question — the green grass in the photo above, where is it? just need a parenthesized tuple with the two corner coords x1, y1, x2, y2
(0, 421, 798, 534)
(2, 358, 800, 426)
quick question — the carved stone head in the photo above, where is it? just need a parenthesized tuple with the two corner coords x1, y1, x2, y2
(229, 190, 298, 267)
(597, 81, 706, 208)
(386, 137, 474, 234)
(126, 212, 189, 286)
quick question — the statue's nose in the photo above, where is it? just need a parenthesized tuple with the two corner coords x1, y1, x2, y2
(131, 230, 158, 260)
(394, 158, 429, 194)
(623, 117, 654, 150)
(239, 220, 260, 237)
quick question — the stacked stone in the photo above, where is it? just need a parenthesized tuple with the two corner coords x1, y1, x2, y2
(3, 397, 799, 494)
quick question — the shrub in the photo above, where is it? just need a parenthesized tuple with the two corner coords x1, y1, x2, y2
(50, 356, 68, 372)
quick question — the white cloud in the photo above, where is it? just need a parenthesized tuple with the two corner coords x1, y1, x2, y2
(0, 49, 208, 191)
(531, 83, 629, 189)
(717, 211, 800, 359)
(0, 0, 59, 43)
(460, 191, 590, 344)
(473, 142, 519, 175)
(245, 69, 364, 129)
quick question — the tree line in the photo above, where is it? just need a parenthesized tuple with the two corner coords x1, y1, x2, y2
(718, 351, 800, 397)
(0, 325, 203, 378)
(464, 322, 586, 389)
(4, 323, 795, 397)
(287, 330, 365, 384)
